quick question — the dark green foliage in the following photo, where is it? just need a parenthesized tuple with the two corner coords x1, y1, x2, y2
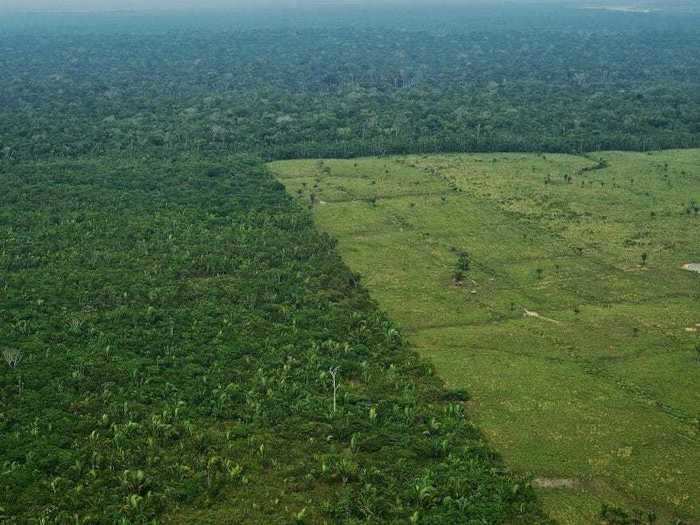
(1, 9, 700, 161)
(453, 252, 471, 284)
(1, 6, 697, 523)
(456, 252, 471, 273)
(600, 504, 662, 525)
(0, 157, 547, 523)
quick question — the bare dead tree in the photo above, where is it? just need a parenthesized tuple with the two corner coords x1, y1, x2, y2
(329, 366, 340, 415)
(2, 348, 23, 369)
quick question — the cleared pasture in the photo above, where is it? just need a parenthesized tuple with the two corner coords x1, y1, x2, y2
(270, 150, 700, 524)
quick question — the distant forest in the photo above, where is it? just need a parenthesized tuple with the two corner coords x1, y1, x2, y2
(1, 5, 699, 524)
(1, 6, 700, 160)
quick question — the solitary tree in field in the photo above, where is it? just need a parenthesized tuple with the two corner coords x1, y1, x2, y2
(456, 251, 470, 272)
(453, 251, 471, 285)
(641, 252, 648, 266)
(688, 200, 699, 217)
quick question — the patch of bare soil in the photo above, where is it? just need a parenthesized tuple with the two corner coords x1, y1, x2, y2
(682, 263, 700, 274)
(533, 478, 578, 489)
(523, 309, 562, 325)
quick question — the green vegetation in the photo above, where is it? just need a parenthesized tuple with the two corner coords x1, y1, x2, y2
(270, 149, 700, 524)
(0, 157, 546, 523)
(2, 5, 699, 523)
(1, 7, 700, 162)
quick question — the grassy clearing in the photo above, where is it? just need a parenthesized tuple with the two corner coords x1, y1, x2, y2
(270, 150, 700, 524)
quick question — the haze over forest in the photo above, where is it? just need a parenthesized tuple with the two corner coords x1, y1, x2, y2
(1, 0, 698, 524)
(2, 0, 699, 11)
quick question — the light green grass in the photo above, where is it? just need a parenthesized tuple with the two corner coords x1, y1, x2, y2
(270, 150, 700, 524)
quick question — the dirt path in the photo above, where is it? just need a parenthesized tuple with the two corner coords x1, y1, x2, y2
(523, 308, 562, 325)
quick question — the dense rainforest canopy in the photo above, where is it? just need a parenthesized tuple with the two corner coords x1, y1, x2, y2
(0, 4, 699, 523)
(1, 5, 700, 161)
(0, 155, 549, 523)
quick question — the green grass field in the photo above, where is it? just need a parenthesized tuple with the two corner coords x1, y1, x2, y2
(270, 150, 700, 524)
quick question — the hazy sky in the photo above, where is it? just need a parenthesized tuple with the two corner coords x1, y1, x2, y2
(1, 0, 425, 9)
(0, 0, 302, 9)
(0, 0, 577, 11)
(2, 0, 689, 12)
